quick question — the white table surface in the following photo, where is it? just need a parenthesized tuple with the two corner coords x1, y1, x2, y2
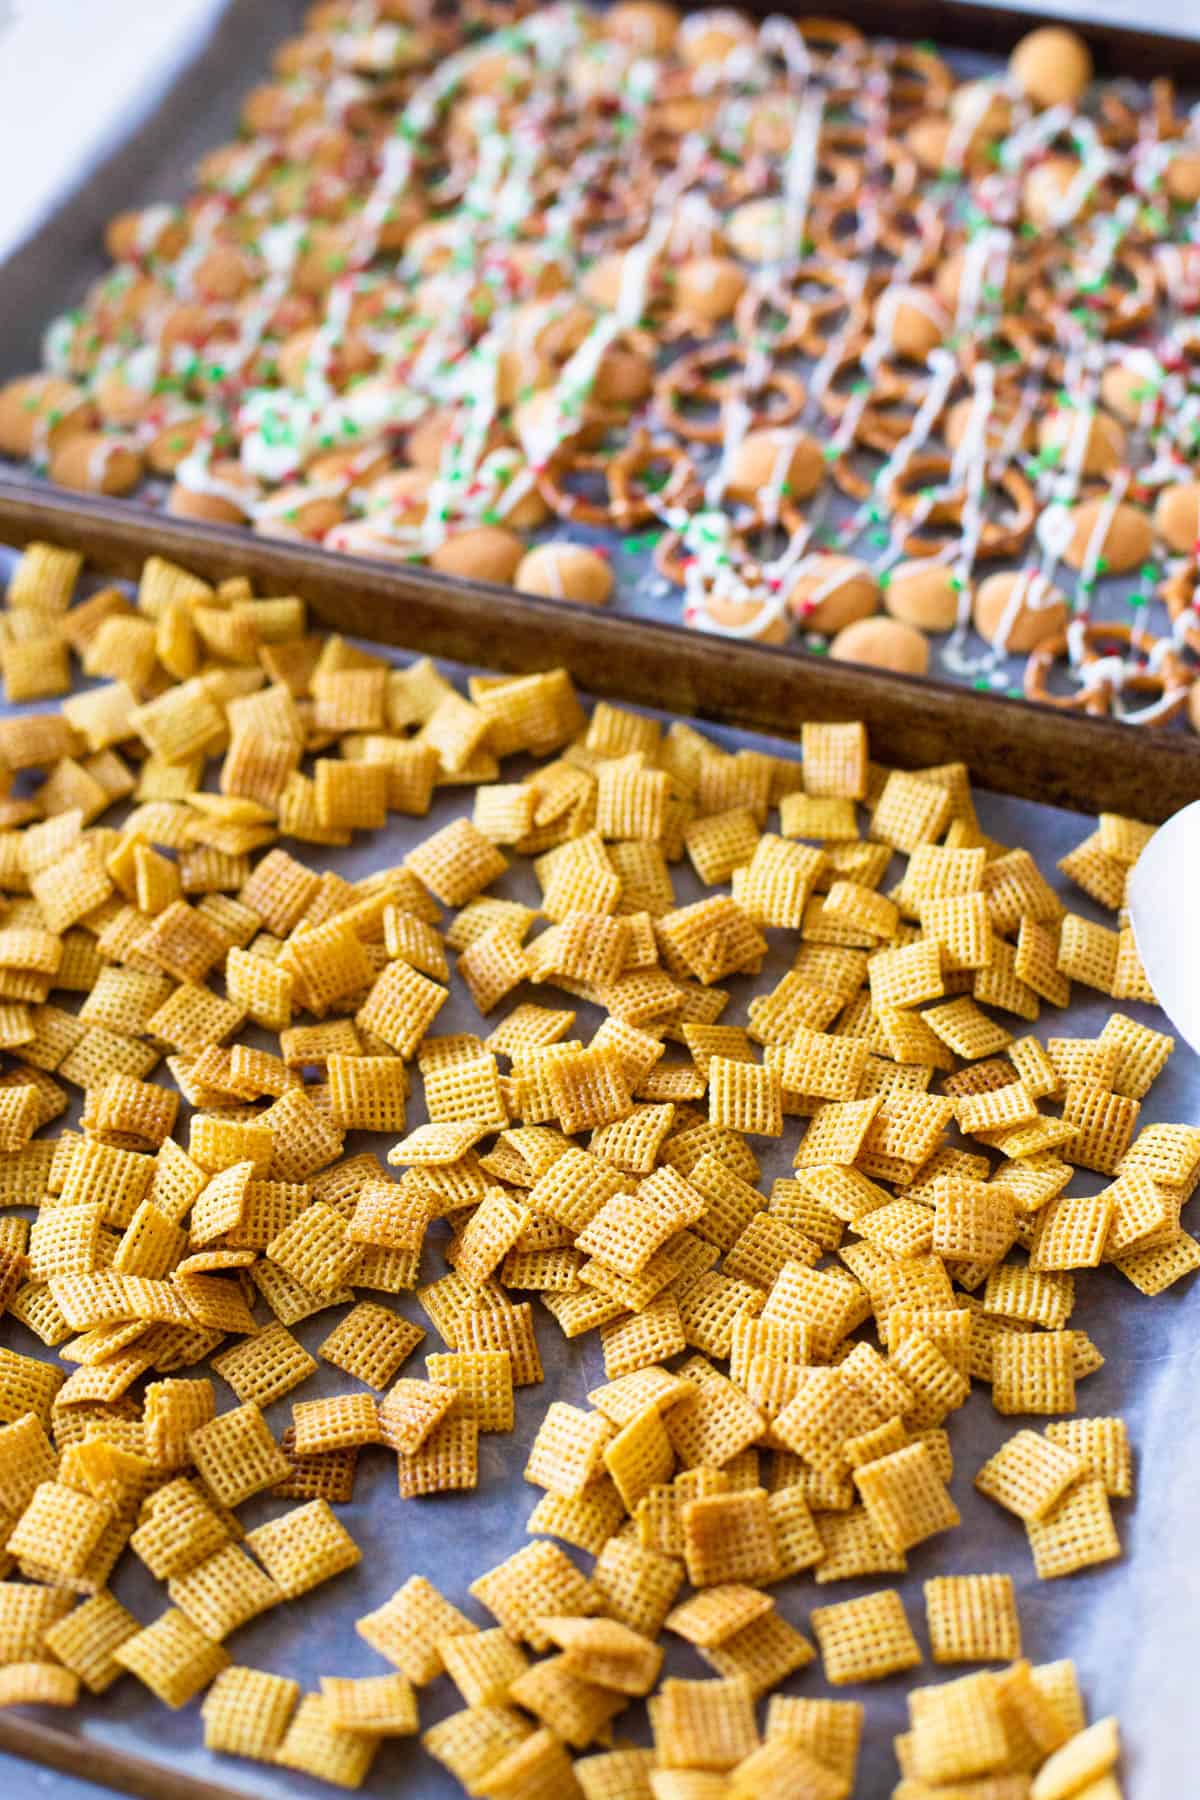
(0, 2, 1197, 1798)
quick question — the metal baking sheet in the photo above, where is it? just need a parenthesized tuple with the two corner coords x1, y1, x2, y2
(4, 0, 1200, 723)
(0, 534, 1195, 1799)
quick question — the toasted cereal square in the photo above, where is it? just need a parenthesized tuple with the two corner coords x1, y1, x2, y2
(924, 1574, 1021, 1663)
(273, 1692, 378, 1789)
(396, 1414, 478, 1498)
(202, 1665, 300, 1760)
(1056, 915, 1119, 994)
(357, 1575, 477, 1686)
(246, 1499, 361, 1599)
(425, 1351, 514, 1434)
(524, 1402, 613, 1500)
(292, 1393, 381, 1457)
(407, 819, 507, 909)
(992, 1332, 1077, 1416)
(682, 1489, 779, 1588)
(573, 1748, 658, 1800)
(0, 1583, 72, 1662)
(113, 1608, 230, 1709)
(974, 1429, 1087, 1522)
(439, 1627, 530, 1709)
(376, 1378, 456, 1456)
(209, 1322, 317, 1410)
(421, 1704, 535, 1791)
(457, 1301, 544, 1387)
(7, 1480, 110, 1578)
(1060, 1082, 1139, 1176)
(506, 1651, 626, 1749)
(853, 1443, 960, 1554)
(469, 1724, 583, 1797)
(356, 959, 448, 1059)
(167, 1543, 283, 1640)
(188, 1402, 292, 1507)
(1029, 1716, 1120, 1799)
(1044, 1417, 1131, 1499)
(471, 1539, 599, 1652)
(0, 1663, 80, 1708)
(665, 1587, 774, 1650)
(764, 1694, 863, 1784)
(526, 1482, 627, 1558)
(810, 1589, 922, 1685)
(653, 1676, 760, 1771)
(319, 1303, 425, 1390)
(1030, 1190, 1114, 1271)
(699, 1607, 815, 1696)
(1026, 1474, 1121, 1580)
(707, 1057, 782, 1138)
(272, 1427, 359, 1505)
(319, 1672, 418, 1737)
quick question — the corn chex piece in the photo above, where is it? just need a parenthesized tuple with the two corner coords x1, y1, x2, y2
(853, 1442, 960, 1553)
(1026, 1474, 1121, 1580)
(319, 1303, 424, 1390)
(356, 1575, 477, 1685)
(682, 1487, 779, 1587)
(201, 1665, 301, 1761)
(975, 1430, 1088, 1522)
(698, 1606, 815, 1695)
(665, 1586, 774, 1650)
(471, 1539, 599, 1652)
(905, 1668, 1012, 1784)
(113, 1608, 230, 1709)
(653, 1675, 760, 1771)
(319, 1672, 418, 1737)
(924, 1574, 1022, 1663)
(210, 1322, 316, 1408)
(992, 1332, 1077, 1416)
(0, 1664, 80, 1708)
(245, 1499, 360, 1598)
(764, 1694, 863, 1785)
(7, 1479, 110, 1579)
(439, 1627, 529, 1709)
(273, 1691, 379, 1788)
(537, 1614, 663, 1697)
(167, 1543, 282, 1640)
(42, 1590, 141, 1694)
(1044, 1417, 1132, 1498)
(810, 1588, 923, 1687)
(1030, 1716, 1120, 1799)
(801, 721, 868, 799)
(603, 1405, 675, 1511)
(525, 1402, 614, 1499)
(591, 1536, 683, 1638)
(187, 1402, 292, 1507)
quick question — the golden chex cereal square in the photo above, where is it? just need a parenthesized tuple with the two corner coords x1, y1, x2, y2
(811, 1589, 922, 1685)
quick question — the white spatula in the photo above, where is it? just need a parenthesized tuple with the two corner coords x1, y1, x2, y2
(1128, 800, 1200, 1053)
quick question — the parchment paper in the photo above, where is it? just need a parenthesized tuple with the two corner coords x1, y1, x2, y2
(0, 533, 1195, 1798)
